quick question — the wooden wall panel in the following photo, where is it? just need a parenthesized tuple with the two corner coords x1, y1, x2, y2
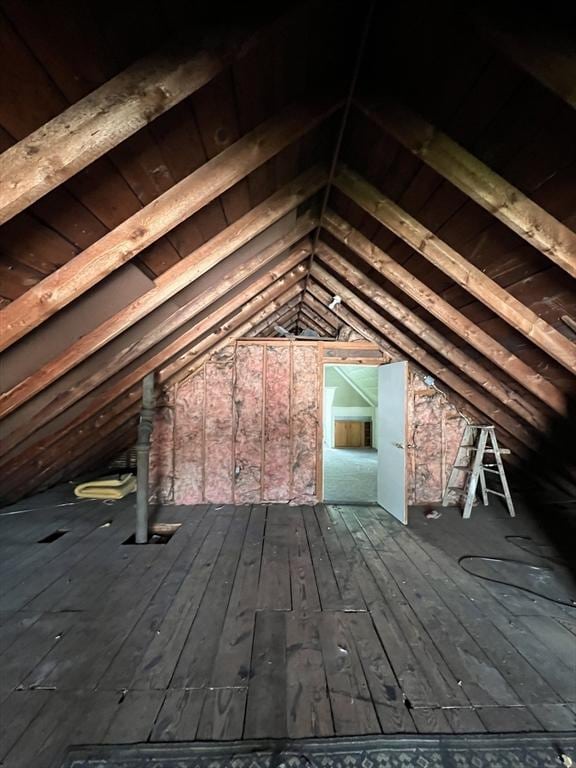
(263, 346, 291, 501)
(203, 356, 235, 503)
(234, 345, 264, 503)
(291, 346, 319, 504)
(173, 369, 205, 505)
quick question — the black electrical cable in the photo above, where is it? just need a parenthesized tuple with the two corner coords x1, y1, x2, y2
(458, 541, 576, 609)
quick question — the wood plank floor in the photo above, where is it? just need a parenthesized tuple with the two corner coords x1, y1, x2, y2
(0, 486, 575, 767)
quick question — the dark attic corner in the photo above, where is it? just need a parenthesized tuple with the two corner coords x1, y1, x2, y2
(0, 0, 575, 765)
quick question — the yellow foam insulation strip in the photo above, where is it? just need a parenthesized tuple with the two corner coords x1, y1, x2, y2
(74, 473, 137, 499)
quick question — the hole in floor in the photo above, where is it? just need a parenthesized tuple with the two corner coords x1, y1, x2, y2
(122, 523, 181, 545)
(38, 529, 69, 543)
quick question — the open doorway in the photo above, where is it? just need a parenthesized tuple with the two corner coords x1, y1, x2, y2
(322, 364, 379, 504)
(322, 361, 408, 523)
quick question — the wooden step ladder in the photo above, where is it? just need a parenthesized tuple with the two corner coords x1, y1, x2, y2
(442, 425, 515, 519)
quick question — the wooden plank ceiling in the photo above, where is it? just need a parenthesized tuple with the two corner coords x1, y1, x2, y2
(0, 0, 574, 503)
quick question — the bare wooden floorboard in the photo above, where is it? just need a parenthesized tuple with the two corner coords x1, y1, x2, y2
(197, 687, 248, 741)
(285, 611, 334, 738)
(170, 507, 251, 688)
(318, 611, 381, 735)
(210, 506, 266, 688)
(0, 490, 573, 763)
(244, 610, 288, 738)
(257, 506, 292, 610)
(476, 705, 543, 732)
(395, 529, 563, 704)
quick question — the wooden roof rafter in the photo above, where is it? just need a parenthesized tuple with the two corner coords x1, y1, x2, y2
(0, 191, 321, 419)
(0, 99, 339, 350)
(1, 247, 311, 460)
(0, 275, 308, 502)
(315, 242, 547, 430)
(322, 210, 567, 415)
(334, 164, 576, 374)
(359, 101, 576, 278)
(307, 276, 533, 455)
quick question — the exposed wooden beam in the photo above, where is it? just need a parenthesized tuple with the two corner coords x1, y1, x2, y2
(301, 296, 340, 332)
(0, 207, 317, 419)
(304, 292, 345, 333)
(316, 242, 548, 430)
(250, 301, 301, 337)
(323, 210, 566, 415)
(360, 102, 576, 278)
(0, 101, 338, 351)
(309, 280, 526, 460)
(300, 305, 336, 336)
(335, 165, 576, 374)
(1, 252, 309, 458)
(0, 396, 141, 502)
(308, 274, 535, 449)
(299, 309, 329, 336)
(474, 14, 576, 109)
(1, 275, 306, 491)
(0, 14, 300, 224)
(163, 282, 305, 383)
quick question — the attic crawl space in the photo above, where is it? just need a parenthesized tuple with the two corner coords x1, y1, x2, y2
(0, 0, 575, 764)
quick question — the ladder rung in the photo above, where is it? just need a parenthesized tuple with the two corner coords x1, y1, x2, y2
(482, 467, 499, 474)
(453, 466, 472, 472)
(466, 448, 510, 454)
(486, 489, 506, 497)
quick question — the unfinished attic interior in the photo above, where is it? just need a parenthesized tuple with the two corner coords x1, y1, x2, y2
(0, 0, 575, 764)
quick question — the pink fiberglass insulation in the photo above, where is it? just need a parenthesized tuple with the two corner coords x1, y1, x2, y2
(174, 369, 205, 505)
(234, 344, 264, 504)
(203, 357, 235, 503)
(150, 343, 467, 507)
(291, 345, 319, 503)
(263, 345, 292, 501)
(406, 372, 468, 504)
(149, 405, 174, 503)
(412, 382, 444, 503)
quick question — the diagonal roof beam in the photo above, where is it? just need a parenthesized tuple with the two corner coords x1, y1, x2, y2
(249, 301, 301, 337)
(334, 365, 376, 407)
(0, 13, 300, 224)
(164, 282, 305, 385)
(304, 292, 344, 333)
(1, 251, 310, 458)
(0, 101, 338, 350)
(359, 102, 576, 278)
(323, 210, 566, 415)
(299, 308, 332, 336)
(0, 204, 318, 418)
(474, 13, 576, 109)
(300, 304, 337, 336)
(316, 242, 547, 430)
(0, 275, 307, 493)
(301, 295, 340, 332)
(335, 164, 576, 374)
(308, 279, 526, 460)
(307, 275, 535, 450)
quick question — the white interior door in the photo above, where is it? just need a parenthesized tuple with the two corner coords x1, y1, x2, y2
(377, 361, 408, 524)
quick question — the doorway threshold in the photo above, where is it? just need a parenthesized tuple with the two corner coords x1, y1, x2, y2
(323, 499, 379, 506)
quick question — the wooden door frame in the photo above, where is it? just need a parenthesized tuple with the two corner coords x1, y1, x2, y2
(318, 360, 381, 503)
